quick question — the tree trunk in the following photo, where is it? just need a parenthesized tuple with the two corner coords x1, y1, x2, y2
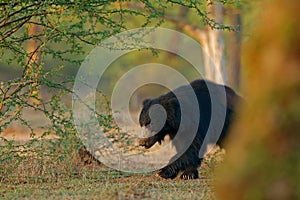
(204, 2, 227, 84)
(167, 2, 227, 85)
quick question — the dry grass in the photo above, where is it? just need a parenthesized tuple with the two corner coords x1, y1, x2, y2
(0, 108, 224, 200)
(0, 162, 218, 200)
(0, 136, 223, 200)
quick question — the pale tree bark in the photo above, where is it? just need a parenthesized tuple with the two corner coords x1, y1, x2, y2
(166, 2, 227, 85)
(126, 2, 233, 85)
(204, 2, 227, 84)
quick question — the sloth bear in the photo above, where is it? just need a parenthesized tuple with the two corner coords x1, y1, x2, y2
(138, 79, 242, 180)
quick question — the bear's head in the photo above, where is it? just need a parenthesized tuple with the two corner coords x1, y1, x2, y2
(138, 96, 180, 148)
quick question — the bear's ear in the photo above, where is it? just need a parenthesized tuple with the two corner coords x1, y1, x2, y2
(142, 98, 152, 106)
(164, 97, 179, 108)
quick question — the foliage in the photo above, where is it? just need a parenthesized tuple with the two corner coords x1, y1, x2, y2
(0, 0, 238, 190)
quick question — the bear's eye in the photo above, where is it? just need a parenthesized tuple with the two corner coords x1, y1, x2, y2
(145, 120, 151, 126)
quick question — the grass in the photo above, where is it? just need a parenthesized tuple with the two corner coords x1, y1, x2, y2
(0, 170, 215, 200)
(0, 146, 221, 200)
(0, 112, 224, 200)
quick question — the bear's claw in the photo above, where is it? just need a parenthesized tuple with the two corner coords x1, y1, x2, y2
(180, 168, 199, 180)
(155, 168, 178, 179)
(138, 136, 157, 149)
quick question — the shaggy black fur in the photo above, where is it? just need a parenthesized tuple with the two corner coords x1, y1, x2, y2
(139, 79, 242, 180)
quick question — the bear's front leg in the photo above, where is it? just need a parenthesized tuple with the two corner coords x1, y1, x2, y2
(138, 134, 159, 149)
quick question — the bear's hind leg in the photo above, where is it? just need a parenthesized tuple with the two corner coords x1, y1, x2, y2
(156, 164, 179, 179)
(177, 152, 202, 180)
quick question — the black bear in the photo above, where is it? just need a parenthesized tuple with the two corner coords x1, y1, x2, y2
(138, 79, 243, 180)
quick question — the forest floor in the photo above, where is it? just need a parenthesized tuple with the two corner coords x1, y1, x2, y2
(0, 109, 224, 200)
(0, 157, 221, 200)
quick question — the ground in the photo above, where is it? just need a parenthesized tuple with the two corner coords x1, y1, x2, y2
(0, 108, 223, 200)
(0, 159, 220, 200)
